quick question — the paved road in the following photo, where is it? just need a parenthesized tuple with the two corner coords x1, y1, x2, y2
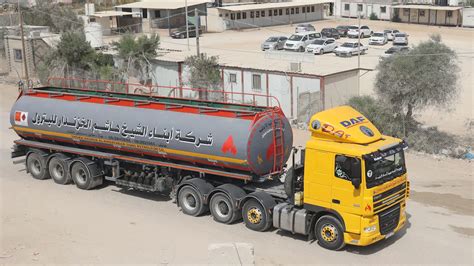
(1, 84, 472, 264)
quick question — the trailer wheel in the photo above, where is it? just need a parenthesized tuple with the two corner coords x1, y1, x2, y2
(242, 199, 271, 232)
(178, 186, 206, 216)
(71, 161, 94, 190)
(26, 150, 50, 180)
(315, 215, 346, 251)
(48, 154, 71, 185)
(210, 192, 238, 224)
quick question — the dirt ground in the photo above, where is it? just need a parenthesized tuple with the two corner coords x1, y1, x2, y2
(0, 82, 473, 264)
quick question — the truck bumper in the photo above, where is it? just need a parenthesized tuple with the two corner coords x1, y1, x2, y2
(343, 207, 407, 246)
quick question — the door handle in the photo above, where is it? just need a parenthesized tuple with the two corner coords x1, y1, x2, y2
(332, 199, 340, 204)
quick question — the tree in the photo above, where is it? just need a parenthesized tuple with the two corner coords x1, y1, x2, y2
(113, 33, 160, 83)
(375, 34, 459, 136)
(184, 54, 221, 100)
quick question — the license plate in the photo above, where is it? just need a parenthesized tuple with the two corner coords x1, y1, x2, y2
(385, 231, 394, 239)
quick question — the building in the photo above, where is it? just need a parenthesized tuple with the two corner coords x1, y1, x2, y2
(88, 10, 141, 35)
(207, 0, 333, 32)
(3, 25, 59, 78)
(115, 0, 210, 33)
(392, 5, 463, 26)
(335, 0, 397, 20)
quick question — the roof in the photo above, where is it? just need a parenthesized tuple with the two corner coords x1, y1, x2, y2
(115, 0, 211, 10)
(91, 11, 134, 18)
(217, 0, 333, 12)
(392, 5, 462, 11)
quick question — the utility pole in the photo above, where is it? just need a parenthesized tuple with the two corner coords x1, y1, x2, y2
(185, 0, 189, 50)
(195, 8, 200, 57)
(18, 0, 29, 89)
(357, 11, 361, 96)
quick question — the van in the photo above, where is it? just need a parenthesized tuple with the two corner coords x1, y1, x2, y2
(284, 31, 322, 52)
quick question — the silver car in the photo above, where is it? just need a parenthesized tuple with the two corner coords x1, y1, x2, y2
(384, 29, 400, 41)
(261, 36, 288, 51)
(295, 23, 315, 33)
(393, 33, 409, 45)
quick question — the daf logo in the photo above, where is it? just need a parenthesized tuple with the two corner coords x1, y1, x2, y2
(360, 126, 374, 137)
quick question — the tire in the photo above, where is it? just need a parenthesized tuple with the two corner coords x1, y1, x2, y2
(361, 33, 364, 38)
(315, 215, 346, 251)
(71, 161, 94, 190)
(49, 155, 71, 185)
(242, 199, 271, 232)
(26, 151, 50, 180)
(319, 49, 324, 55)
(210, 192, 240, 224)
(180, 34, 185, 39)
(178, 186, 207, 216)
(298, 46, 304, 52)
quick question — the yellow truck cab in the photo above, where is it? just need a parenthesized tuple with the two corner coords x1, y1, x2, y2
(280, 106, 409, 250)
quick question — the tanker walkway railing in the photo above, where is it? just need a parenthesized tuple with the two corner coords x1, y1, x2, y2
(45, 77, 281, 110)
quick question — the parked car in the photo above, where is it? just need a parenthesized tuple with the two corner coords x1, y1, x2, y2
(334, 42, 368, 57)
(393, 33, 409, 45)
(384, 29, 400, 41)
(321, 28, 340, 39)
(306, 38, 338, 55)
(336, 25, 350, 37)
(295, 23, 315, 33)
(369, 32, 388, 45)
(261, 36, 288, 51)
(347, 25, 372, 38)
(171, 26, 202, 38)
(284, 31, 321, 52)
(380, 46, 410, 59)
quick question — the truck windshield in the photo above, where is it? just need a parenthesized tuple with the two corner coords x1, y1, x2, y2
(365, 151, 406, 188)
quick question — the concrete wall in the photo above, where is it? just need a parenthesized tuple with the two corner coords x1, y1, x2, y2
(462, 8, 474, 28)
(338, 1, 392, 20)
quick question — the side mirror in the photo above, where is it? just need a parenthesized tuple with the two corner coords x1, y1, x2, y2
(350, 158, 361, 189)
(351, 177, 361, 189)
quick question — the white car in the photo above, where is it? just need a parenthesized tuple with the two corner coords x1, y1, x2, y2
(384, 29, 400, 41)
(369, 32, 388, 45)
(306, 38, 338, 55)
(393, 33, 409, 45)
(347, 25, 372, 38)
(284, 31, 322, 52)
(334, 42, 368, 57)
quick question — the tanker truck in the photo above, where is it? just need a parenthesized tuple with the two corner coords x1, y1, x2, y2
(10, 81, 409, 250)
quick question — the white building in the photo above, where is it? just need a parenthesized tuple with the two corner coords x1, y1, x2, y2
(334, 0, 398, 20)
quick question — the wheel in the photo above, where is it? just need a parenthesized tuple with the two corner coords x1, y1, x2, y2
(180, 34, 185, 39)
(315, 215, 345, 250)
(210, 192, 240, 224)
(49, 155, 71, 185)
(71, 161, 94, 190)
(242, 199, 271, 232)
(178, 186, 207, 216)
(361, 33, 364, 38)
(319, 49, 324, 55)
(26, 151, 50, 180)
(298, 46, 304, 52)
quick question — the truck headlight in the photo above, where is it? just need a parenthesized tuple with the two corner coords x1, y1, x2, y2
(364, 225, 377, 233)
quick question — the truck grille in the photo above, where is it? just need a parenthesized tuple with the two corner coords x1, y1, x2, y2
(378, 204, 400, 235)
(373, 182, 406, 213)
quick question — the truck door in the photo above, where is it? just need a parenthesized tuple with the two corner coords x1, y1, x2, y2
(331, 155, 363, 233)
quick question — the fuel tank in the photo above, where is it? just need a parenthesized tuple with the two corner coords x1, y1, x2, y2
(10, 87, 293, 178)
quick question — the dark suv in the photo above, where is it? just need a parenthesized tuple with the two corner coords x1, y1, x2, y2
(321, 28, 340, 39)
(335, 25, 350, 37)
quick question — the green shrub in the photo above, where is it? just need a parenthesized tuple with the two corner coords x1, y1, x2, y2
(391, 13, 401, 22)
(369, 12, 378, 20)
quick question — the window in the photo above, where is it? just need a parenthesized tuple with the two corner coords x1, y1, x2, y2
(447, 11, 453, 17)
(225, 13, 229, 17)
(122, 8, 132, 12)
(327, 39, 334, 44)
(142, 8, 147, 18)
(229, 73, 237, 83)
(261, 10, 265, 17)
(256, 11, 259, 18)
(274, 9, 278, 16)
(237, 12, 241, 19)
(242, 12, 246, 19)
(231, 13, 235, 20)
(311, 6, 315, 12)
(335, 155, 361, 182)
(279, 9, 283, 16)
(344, 4, 350, 11)
(301, 35, 307, 41)
(291, 8, 294, 14)
(154, 10, 160, 18)
(269, 10, 272, 16)
(403, 9, 409, 16)
(219, 14, 222, 17)
(302, 7, 306, 13)
(250, 11, 254, 18)
(419, 10, 425, 17)
(296, 7, 299, 14)
(380, 6, 386, 13)
(13, 49, 22, 61)
(306, 6, 310, 13)
(286, 8, 289, 15)
(357, 4, 363, 12)
(252, 74, 261, 91)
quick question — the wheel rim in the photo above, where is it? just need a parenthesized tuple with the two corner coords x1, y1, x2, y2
(321, 224, 338, 242)
(31, 159, 41, 176)
(74, 168, 87, 184)
(247, 207, 262, 224)
(52, 162, 64, 179)
(183, 192, 197, 210)
(214, 199, 230, 218)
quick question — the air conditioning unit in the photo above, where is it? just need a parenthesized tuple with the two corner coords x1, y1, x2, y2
(290, 62, 301, 72)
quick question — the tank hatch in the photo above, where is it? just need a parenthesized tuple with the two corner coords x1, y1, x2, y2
(308, 106, 382, 144)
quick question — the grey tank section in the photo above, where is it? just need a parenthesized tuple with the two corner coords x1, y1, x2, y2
(11, 95, 293, 177)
